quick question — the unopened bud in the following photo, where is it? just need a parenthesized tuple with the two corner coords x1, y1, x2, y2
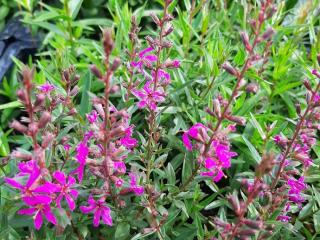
(90, 65, 102, 79)
(62, 69, 70, 82)
(10, 120, 28, 133)
(145, 36, 156, 49)
(261, 28, 274, 40)
(17, 89, 27, 104)
(42, 133, 55, 148)
(213, 99, 221, 117)
(34, 94, 45, 109)
(246, 82, 259, 93)
(303, 79, 312, 91)
(163, 24, 174, 37)
(150, 13, 161, 26)
(162, 40, 173, 48)
(227, 193, 241, 215)
(28, 122, 38, 135)
(238, 228, 256, 236)
(312, 69, 320, 78)
(11, 150, 32, 160)
(243, 219, 263, 229)
(226, 115, 246, 126)
(222, 62, 239, 76)
(103, 29, 114, 56)
(111, 57, 121, 71)
(164, 59, 180, 68)
(240, 31, 252, 52)
(38, 111, 51, 129)
(70, 86, 79, 97)
(68, 108, 77, 116)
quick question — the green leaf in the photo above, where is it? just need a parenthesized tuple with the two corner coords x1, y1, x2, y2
(0, 101, 22, 110)
(69, 0, 84, 19)
(79, 71, 92, 117)
(242, 136, 261, 164)
(115, 222, 130, 239)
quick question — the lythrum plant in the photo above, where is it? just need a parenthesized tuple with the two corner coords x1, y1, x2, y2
(1, 0, 320, 239)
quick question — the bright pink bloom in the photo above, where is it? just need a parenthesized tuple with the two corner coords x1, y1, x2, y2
(182, 123, 207, 151)
(152, 69, 171, 85)
(277, 215, 291, 222)
(37, 83, 55, 93)
(80, 195, 112, 227)
(64, 144, 71, 151)
(18, 196, 57, 230)
(72, 141, 89, 182)
(113, 161, 126, 174)
(287, 177, 306, 205)
(129, 173, 144, 196)
(52, 171, 79, 211)
(131, 47, 157, 72)
(132, 81, 165, 111)
(86, 110, 98, 124)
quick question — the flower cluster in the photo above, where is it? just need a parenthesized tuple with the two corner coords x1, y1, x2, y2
(182, 123, 237, 182)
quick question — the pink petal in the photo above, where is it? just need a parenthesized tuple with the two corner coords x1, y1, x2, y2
(80, 205, 95, 214)
(204, 158, 216, 169)
(101, 208, 112, 226)
(33, 182, 60, 193)
(70, 189, 79, 199)
(139, 47, 153, 58)
(65, 194, 76, 211)
(133, 186, 144, 196)
(43, 206, 57, 225)
(18, 208, 36, 215)
(213, 170, 224, 182)
(67, 176, 76, 186)
(23, 195, 52, 206)
(4, 177, 24, 189)
(144, 55, 157, 62)
(93, 209, 102, 227)
(34, 211, 43, 230)
(53, 171, 66, 185)
(137, 100, 147, 109)
(182, 133, 193, 151)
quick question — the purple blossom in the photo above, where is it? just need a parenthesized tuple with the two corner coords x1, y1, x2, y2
(129, 173, 144, 196)
(80, 195, 112, 227)
(72, 141, 89, 182)
(86, 110, 98, 124)
(132, 81, 165, 111)
(37, 83, 55, 93)
(120, 126, 138, 149)
(52, 171, 79, 211)
(287, 177, 306, 206)
(18, 199, 57, 230)
(182, 123, 207, 151)
(113, 161, 126, 175)
(131, 47, 157, 72)
(64, 144, 71, 151)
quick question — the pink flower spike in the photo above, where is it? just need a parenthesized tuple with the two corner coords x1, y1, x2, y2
(129, 173, 144, 196)
(80, 196, 112, 227)
(38, 83, 55, 94)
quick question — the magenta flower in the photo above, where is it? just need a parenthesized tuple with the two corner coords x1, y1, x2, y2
(72, 141, 89, 182)
(277, 215, 291, 222)
(113, 161, 126, 175)
(129, 173, 144, 196)
(64, 144, 71, 151)
(18, 196, 56, 230)
(132, 81, 165, 111)
(131, 47, 157, 72)
(120, 127, 138, 149)
(182, 123, 207, 151)
(52, 171, 79, 211)
(86, 110, 98, 124)
(152, 69, 171, 85)
(80, 195, 112, 227)
(37, 83, 55, 93)
(287, 177, 306, 205)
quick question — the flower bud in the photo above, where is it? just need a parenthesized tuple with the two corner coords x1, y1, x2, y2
(145, 36, 157, 49)
(164, 59, 180, 68)
(312, 69, 320, 78)
(90, 65, 102, 79)
(303, 79, 312, 91)
(261, 28, 274, 40)
(243, 219, 263, 229)
(163, 24, 174, 37)
(240, 31, 252, 52)
(28, 122, 38, 135)
(34, 93, 45, 109)
(38, 111, 51, 129)
(42, 132, 55, 148)
(226, 115, 246, 126)
(238, 228, 256, 236)
(103, 29, 114, 56)
(68, 108, 77, 116)
(70, 86, 79, 97)
(150, 13, 161, 26)
(212, 99, 221, 117)
(111, 57, 121, 72)
(17, 89, 28, 104)
(11, 150, 32, 160)
(10, 120, 28, 133)
(246, 82, 259, 93)
(227, 193, 241, 215)
(162, 40, 173, 48)
(222, 62, 239, 76)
